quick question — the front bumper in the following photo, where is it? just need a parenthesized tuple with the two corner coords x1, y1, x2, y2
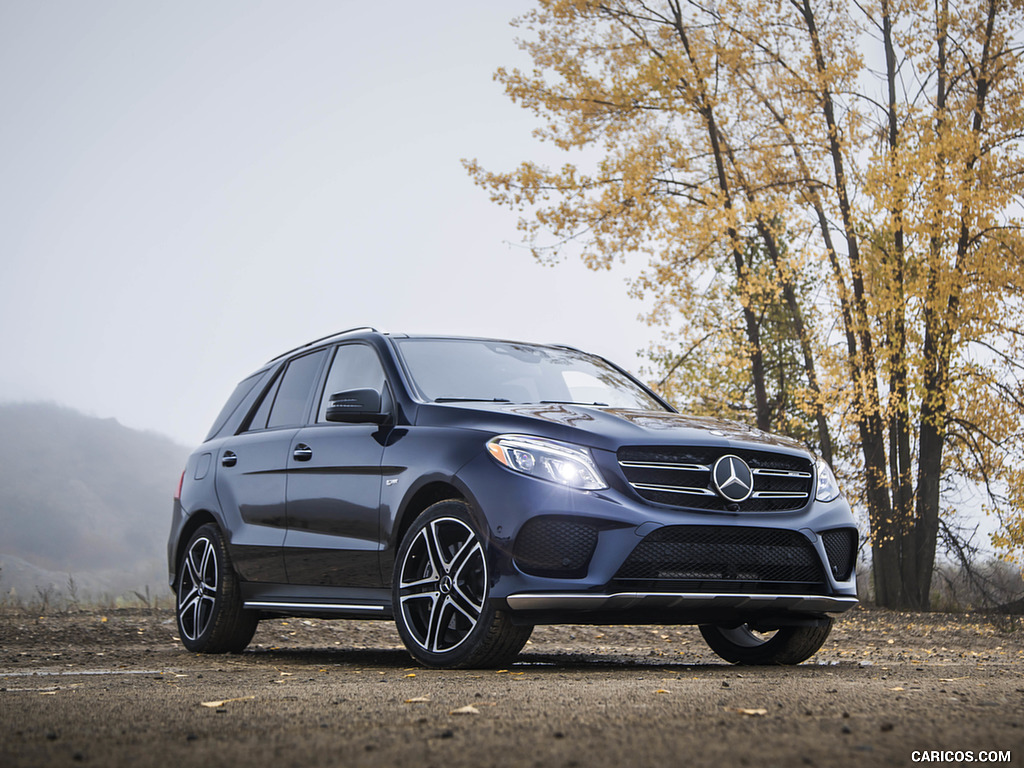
(506, 592, 858, 614)
(504, 591, 857, 627)
(454, 450, 858, 624)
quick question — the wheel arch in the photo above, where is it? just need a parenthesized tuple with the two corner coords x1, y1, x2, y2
(172, 510, 219, 586)
(392, 481, 467, 551)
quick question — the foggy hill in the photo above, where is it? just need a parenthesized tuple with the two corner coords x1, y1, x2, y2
(0, 402, 190, 598)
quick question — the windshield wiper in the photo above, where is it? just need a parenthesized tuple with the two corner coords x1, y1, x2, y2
(433, 397, 512, 403)
(538, 400, 609, 407)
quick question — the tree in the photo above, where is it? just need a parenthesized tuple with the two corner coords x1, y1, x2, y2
(466, 0, 1024, 609)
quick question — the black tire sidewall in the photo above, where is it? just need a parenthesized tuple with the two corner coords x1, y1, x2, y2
(699, 619, 833, 665)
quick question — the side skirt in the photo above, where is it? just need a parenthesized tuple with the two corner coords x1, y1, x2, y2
(240, 582, 393, 620)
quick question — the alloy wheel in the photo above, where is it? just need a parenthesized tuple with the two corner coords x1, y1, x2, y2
(397, 517, 487, 654)
(177, 535, 218, 642)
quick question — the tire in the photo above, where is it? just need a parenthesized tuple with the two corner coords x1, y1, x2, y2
(699, 618, 833, 665)
(393, 500, 532, 669)
(176, 523, 258, 653)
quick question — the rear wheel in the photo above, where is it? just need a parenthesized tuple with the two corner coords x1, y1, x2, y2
(699, 618, 833, 665)
(393, 500, 532, 668)
(176, 523, 258, 653)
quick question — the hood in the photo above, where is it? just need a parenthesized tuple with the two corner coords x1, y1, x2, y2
(420, 401, 812, 457)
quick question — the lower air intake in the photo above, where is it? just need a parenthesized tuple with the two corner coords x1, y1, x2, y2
(514, 517, 598, 579)
(613, 525, 827, 594)
(821, 528, 858, 581)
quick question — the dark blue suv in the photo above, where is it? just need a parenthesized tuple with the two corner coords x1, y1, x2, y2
(169, 328, 857, 668)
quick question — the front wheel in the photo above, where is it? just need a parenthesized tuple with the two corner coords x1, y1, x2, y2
(699, 618, 833, 665)
(176, 523, 258, 653)
(393, 500, 532, 668)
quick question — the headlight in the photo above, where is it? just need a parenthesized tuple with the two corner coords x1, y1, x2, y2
(486, 435, 607, 490)
(815, 456, 842, 502)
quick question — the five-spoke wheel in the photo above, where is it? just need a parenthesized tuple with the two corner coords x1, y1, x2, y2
(178, 533, 219, 643)
(175, 523, 258, 653)
(393, 500, 532, 668)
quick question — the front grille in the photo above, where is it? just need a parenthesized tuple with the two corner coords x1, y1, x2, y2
(617, 446, 813, 512)
(822, 528, 858, 581)
(613, 525, 827, 594)
(514, 517, 598, 578)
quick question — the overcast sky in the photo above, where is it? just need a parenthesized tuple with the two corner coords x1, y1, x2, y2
(0, 1, 657, 446)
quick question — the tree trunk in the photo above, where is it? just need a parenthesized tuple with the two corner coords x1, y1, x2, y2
(669, 8, 772, 431)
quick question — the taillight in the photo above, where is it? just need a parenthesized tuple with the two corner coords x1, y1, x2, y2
(174, 470, 185, 501)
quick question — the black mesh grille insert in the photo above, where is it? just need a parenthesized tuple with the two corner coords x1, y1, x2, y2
(514, 518, 598, 578)
(617, 446, 813, 512)
(613, 525, 827, 594)
(822, 528, 858, 581)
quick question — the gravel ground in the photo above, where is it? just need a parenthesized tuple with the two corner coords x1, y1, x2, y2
(1, 606, 1022, 767)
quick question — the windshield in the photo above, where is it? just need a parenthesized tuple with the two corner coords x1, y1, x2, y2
(394, 338, 668, 411)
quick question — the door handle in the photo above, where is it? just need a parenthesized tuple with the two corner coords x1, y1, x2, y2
(293, 444, 313, 462)
(221, 451, 237, 468)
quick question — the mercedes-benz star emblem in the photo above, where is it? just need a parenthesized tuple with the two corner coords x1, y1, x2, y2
(711, 454, 754, 503)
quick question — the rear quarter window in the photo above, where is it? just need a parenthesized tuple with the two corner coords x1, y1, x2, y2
(204, 368, 274, 441)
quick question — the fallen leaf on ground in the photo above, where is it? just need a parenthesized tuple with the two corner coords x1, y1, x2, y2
(728, 707, 768, 717)
(450, 705, 480, 715)
(200, 696, 255, 708)
(404, 697, 430, 704)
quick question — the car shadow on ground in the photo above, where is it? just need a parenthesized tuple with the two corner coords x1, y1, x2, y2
(233, 646, 774, 672)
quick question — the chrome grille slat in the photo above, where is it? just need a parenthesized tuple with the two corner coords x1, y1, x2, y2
(619, 461, 709, 472)
(752, 468, 812, 479)
(629, 482, 717, 497)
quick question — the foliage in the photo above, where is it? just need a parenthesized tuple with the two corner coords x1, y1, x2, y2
(467, 0, 1024, 607)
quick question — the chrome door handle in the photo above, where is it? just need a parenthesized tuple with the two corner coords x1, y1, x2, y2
(221, 451, 237, 467)
(293, 444, 313, 462)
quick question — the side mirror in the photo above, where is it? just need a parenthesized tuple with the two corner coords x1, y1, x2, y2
(325, 389, 388, 424)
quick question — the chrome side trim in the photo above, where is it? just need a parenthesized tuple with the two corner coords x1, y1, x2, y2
(244, 601, 386, 612)
(751, 491, 809, 499)
(505, 592, 858, 613)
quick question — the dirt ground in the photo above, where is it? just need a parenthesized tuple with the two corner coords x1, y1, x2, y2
(1, 606, 1022, 768)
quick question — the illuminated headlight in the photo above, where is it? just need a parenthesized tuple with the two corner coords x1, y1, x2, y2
(486, 435, 607, 490)
(815, 456, 842, 502)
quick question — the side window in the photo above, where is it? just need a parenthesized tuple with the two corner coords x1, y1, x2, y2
(264, 350, 327, 429)
(317, 344, 388, 422)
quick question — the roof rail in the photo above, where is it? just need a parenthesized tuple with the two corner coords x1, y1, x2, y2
(266, 327, 381, 363)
